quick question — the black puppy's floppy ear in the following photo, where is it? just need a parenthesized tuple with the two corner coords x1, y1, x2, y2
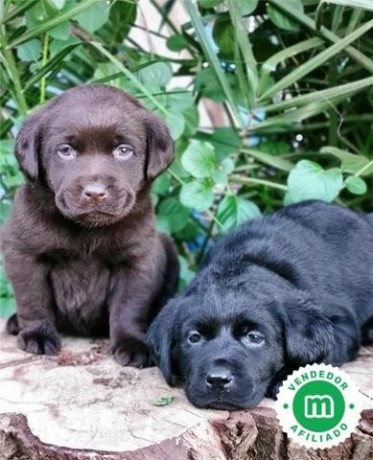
(147, 301, 178, 385)
(144, 114, 174, 181)
(15, 112, 43, 181)
(283, 291, 334, 367)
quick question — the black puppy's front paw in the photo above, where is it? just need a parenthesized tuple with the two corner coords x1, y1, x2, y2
(18, 321, 61, 356)
(112, 340, 151, 368)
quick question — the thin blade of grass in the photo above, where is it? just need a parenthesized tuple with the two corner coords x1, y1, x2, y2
(262, 76, 373, 112)
(184, 0, 242, 128)
(321, 0, 373, 11)
(259, 18, 373, 101)
(267, 0, 373, 73)
(258, 37, 323, 96)
(9, 0, 101, 47)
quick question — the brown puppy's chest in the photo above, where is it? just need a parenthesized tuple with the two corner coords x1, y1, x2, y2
(50, 257, 112, 336)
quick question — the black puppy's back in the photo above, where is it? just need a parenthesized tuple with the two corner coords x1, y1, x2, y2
(205, 201, 373, 328)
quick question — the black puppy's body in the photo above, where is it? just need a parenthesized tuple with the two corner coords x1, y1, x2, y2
(148, 201, 373, 409)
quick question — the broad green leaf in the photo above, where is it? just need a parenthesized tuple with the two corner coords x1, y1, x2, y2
(157, 198, 190, 233)
(199, 0, 223, 8)
(152, 173, 170, 196)
(74, 1, 109, 32)
(17, 39, 42, 61)
(48, 21, 70, 40)
(212, 16, 235, 57)
(182, 105, 199, 137)
(211, 128, 241, 160)
(344, 177, 367, 195)
(195, 68, 226, 102)
(267, 0, 304, 32)
(238, 0, 258, 16)
(49, 0, 66, 9)
(217, 195, 261, 231)
(320, 146, 371, 176)
(180, 180, 214, 211)
(212, 158, 235, 184)
(182, 141, 216, 179)
(167, 35, 189, 51)
(165, 112, 185, 140)
(137, 62, 173, 88)
(286, 160, 344, 204)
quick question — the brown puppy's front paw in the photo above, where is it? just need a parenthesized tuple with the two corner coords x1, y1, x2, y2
(18, 321, 61, 356)
(112, 341, 151, 368)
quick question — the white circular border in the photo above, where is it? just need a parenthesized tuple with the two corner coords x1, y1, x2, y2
(275, 363, 362, 449)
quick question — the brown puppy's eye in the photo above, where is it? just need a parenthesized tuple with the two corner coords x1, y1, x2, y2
(188, 331, 202, 344)
(57, 144, 76, 160)
(247, 331, 264, 345)
(113, 144, 134, 160)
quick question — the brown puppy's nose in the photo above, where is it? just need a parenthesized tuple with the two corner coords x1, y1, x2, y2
(206, 367, 233, 389)
(83, 183, 107, 201)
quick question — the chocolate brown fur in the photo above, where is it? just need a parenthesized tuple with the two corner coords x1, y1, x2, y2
(1, 84, 179, 367)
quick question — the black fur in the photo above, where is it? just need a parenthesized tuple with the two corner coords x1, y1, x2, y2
(147, 201, 373, 410)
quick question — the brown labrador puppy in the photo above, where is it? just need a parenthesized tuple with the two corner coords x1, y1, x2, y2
(1, 84, 179, 368)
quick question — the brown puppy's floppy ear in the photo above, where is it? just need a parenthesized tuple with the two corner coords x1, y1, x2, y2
(282, 291, 334, 367)
(15, 112, 43, 181)
(146, 300, 179, 385)
(144, 114, 174, 181)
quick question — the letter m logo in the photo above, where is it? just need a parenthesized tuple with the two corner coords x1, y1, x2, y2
(305, 395, 334, 418)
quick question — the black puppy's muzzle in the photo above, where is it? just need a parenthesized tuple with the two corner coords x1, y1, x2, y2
(205, 366, 233, 391)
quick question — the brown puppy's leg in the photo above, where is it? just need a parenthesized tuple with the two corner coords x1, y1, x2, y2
(3, 250, 60, 355)
(109, 239, 174, 368)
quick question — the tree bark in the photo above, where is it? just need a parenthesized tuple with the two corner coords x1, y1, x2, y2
(0, 320, 372, 460)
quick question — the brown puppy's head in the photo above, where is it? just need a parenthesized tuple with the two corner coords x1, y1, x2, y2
(15, 84, 173, 226)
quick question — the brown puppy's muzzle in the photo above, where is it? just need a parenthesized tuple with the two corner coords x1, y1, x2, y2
(55, 176, 135, 226)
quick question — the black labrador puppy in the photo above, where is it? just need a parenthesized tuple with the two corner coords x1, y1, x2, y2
(147, 201, 373, 409)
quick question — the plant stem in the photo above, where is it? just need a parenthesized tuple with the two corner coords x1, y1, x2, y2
(40, 33, 49, 105)
(230, 175, 288, 191)
(354, 160, 373, 178)
(0, 25, 28, 116)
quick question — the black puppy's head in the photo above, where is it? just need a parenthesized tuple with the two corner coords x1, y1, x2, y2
(15, 84, 173, 227)
(147, 265, 334, 410)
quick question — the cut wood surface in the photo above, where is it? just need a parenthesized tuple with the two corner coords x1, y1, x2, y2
(0, 319, 372, 460)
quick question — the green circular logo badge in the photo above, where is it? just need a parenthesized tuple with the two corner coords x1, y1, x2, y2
(276, 364, 362, 449)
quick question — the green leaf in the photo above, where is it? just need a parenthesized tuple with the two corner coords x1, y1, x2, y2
(217, 195, 261, 232)
(199, 0, 223, 8)
(267, 0, 304, 32)
(238, 0, 258, 15)
(195, 68, 226, 102)
(286, 160, 344, 204)
(17, 39, 42, 61)
(210, 128, 241, 160)
(165, 112, 185, 140)
(181, 141, 216, 178)
(74, 1, 109, 32)
(157, 198, 190, 233)
(321, 0, 373, 11)
(180, 180, 214, 211)
(260, 18, 373, 101)
(48, 21, 70, 40)
(166, 35, 189, 51)
(153, 395, 175, 406)
(212, 158, 235, 184)
(320, 146, 371, 176)
(212, 16, 235, 57)
(137, 61, 173, 88)
(152, 173, 170, 196)
(344, 177, 367, 195)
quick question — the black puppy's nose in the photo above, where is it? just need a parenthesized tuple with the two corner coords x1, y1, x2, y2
(83, 183, 107, 200)
(206, 367, 233, 389)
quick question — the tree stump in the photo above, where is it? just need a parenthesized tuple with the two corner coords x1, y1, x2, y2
(0, 319, 372, 460)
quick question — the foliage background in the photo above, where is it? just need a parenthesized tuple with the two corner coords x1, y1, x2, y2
(1, 0, 372, 317)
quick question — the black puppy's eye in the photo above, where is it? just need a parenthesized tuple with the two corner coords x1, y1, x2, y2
(188, 331, 202, 344)
(247, 331, 265, 345)
(57, 144, 76, 160)
(113, 144, 134, 160)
